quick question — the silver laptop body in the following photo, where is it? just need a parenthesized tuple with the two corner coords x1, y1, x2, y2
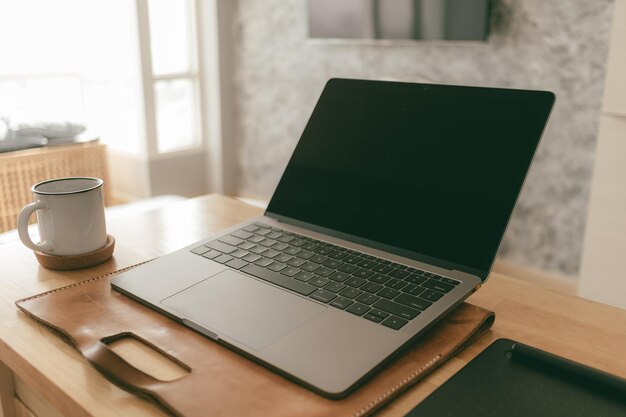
(112, 79, 554, 398)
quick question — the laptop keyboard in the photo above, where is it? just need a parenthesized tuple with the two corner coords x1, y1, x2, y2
(190, 222, 460, 330)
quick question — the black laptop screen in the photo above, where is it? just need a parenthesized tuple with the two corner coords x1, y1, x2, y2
(266, 79, 554, 279)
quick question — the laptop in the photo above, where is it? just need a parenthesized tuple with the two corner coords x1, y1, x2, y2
(111, 78, 555, 398)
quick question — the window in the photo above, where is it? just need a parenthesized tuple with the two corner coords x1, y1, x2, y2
(142, 0, 202, 154)
(0, 0, 203, 155)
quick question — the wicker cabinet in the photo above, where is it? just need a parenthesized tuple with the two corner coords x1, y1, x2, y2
(0, 141, 110, 233)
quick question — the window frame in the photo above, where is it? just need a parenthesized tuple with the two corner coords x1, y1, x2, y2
(135, 0, 205, 158)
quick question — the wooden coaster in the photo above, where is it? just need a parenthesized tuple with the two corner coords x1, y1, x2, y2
(34, 235, 115, 271)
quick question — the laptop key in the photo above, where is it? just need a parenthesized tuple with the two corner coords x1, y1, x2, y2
(296, 250, 314, 260)
(372, 264, 393, 274)
(231, 230, 254, 240)
(254, 257, 274, 267)
(389, 269, 409, 279)
(302, 242, 319, 251)
(281, 266, 301, 277)
(405, 274, 427, 285)
(214, 254, 234, 264)
(249, 245, 268, 254)
(328, 250, 347, 260)
(441, 277, 460, 285)
(345, 276, 366, 288)
(207, 240, 238, 254)
(420, 289, 444, 302)
(238, 241, 256, 250)
(267, 262, 287, 272)
(242, 253, 261, 262)
(378, 288, 401, 299)
(241, 264, 316, 296)
(315, 247, 333, 255)
(277, 235, 295, 243)
(247, 235, 265, 243)
(266, 231, 282, 239)
(220, 235, 244, 246)
(256, 228, 271, 236)
(339, 287, 362, 299)
(243, 225, 259, 232)
(402, 284, 425, 296)
(315, 266, 335, 277)
(323, 259, 344, 269)
(385, 278, 402, 288)
(202, 250, 221, 260)
(271, 242, 289, 251)
(294, 271, 315, 282)
(290, 238, 307, 247)
(368, 274, 390, 284)
(381, 316, 409, 330)
(395, 293, 433, 311)
(363, 313, 384, 323)
(357, 259, 378, 269)
(329, 271, 350, 282)
(283, 246, 302, 255)
(346, 303, 370, 317)
(356, 293, 380, 305)
(310, 254, 329, 264)
(287, 257, 306, 267)
(309, 276, 331, 287)
(329, 296, 353, 310)
(260, 239, 277, 247)
(310, 289, 337, 304)
(373, 299, 420, 320)
(342, 255, 361, 264)
(226, 259, 248, 270)
(387, 279, 407, 290)
(422, 279, 454, 293)
(262, 249, 280, 258)
(352, 269, 374, 279)
(301, 262, 321, 272)
(369, 308, 390, 319)
(324, 282, 346, 293)
(191, 246, 210, 255)
(338, 264, 359, 274)
(274, 253, 293, 263)
(361, 282, 383, 293)
(230, 249, 250, 258)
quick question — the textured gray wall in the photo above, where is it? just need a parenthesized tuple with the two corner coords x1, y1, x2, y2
(232, 0, 614, 277)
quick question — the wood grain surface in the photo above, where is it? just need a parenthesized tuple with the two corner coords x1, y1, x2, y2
(1, 195, 625, 417)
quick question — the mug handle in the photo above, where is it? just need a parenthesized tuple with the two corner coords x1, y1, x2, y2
(17, 201, 54, 252)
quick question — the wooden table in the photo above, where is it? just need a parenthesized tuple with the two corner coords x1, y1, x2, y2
(1, 194, 625, 417)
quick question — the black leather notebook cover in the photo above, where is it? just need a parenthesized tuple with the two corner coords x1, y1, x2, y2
(406, 338, 626, 417)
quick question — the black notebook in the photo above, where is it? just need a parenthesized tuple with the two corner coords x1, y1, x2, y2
(406, 338, 626, 417)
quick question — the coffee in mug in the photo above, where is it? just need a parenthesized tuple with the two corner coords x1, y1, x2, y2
(17, 177, 107, 256)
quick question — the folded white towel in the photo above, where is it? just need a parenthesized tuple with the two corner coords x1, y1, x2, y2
(10, 119, 86, 139)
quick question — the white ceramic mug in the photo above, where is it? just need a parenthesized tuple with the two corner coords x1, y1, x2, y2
(18, 177, 107, 256)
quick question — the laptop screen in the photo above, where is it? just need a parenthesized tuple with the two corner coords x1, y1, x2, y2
(266, 79, 554, 279)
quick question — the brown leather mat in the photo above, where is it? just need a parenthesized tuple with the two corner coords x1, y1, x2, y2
(16, 263, 494, 417)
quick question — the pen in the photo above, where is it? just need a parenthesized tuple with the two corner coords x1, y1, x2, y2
(510, 342, 626, 394)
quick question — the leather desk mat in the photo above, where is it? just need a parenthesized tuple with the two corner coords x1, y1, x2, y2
(16, 263, 494, 417)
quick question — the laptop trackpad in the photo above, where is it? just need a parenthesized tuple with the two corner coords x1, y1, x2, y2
(161, 270, 325, 351)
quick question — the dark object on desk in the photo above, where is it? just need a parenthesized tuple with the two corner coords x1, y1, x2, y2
(405, 338, 626, 417)
(16, 262, 494, 417)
